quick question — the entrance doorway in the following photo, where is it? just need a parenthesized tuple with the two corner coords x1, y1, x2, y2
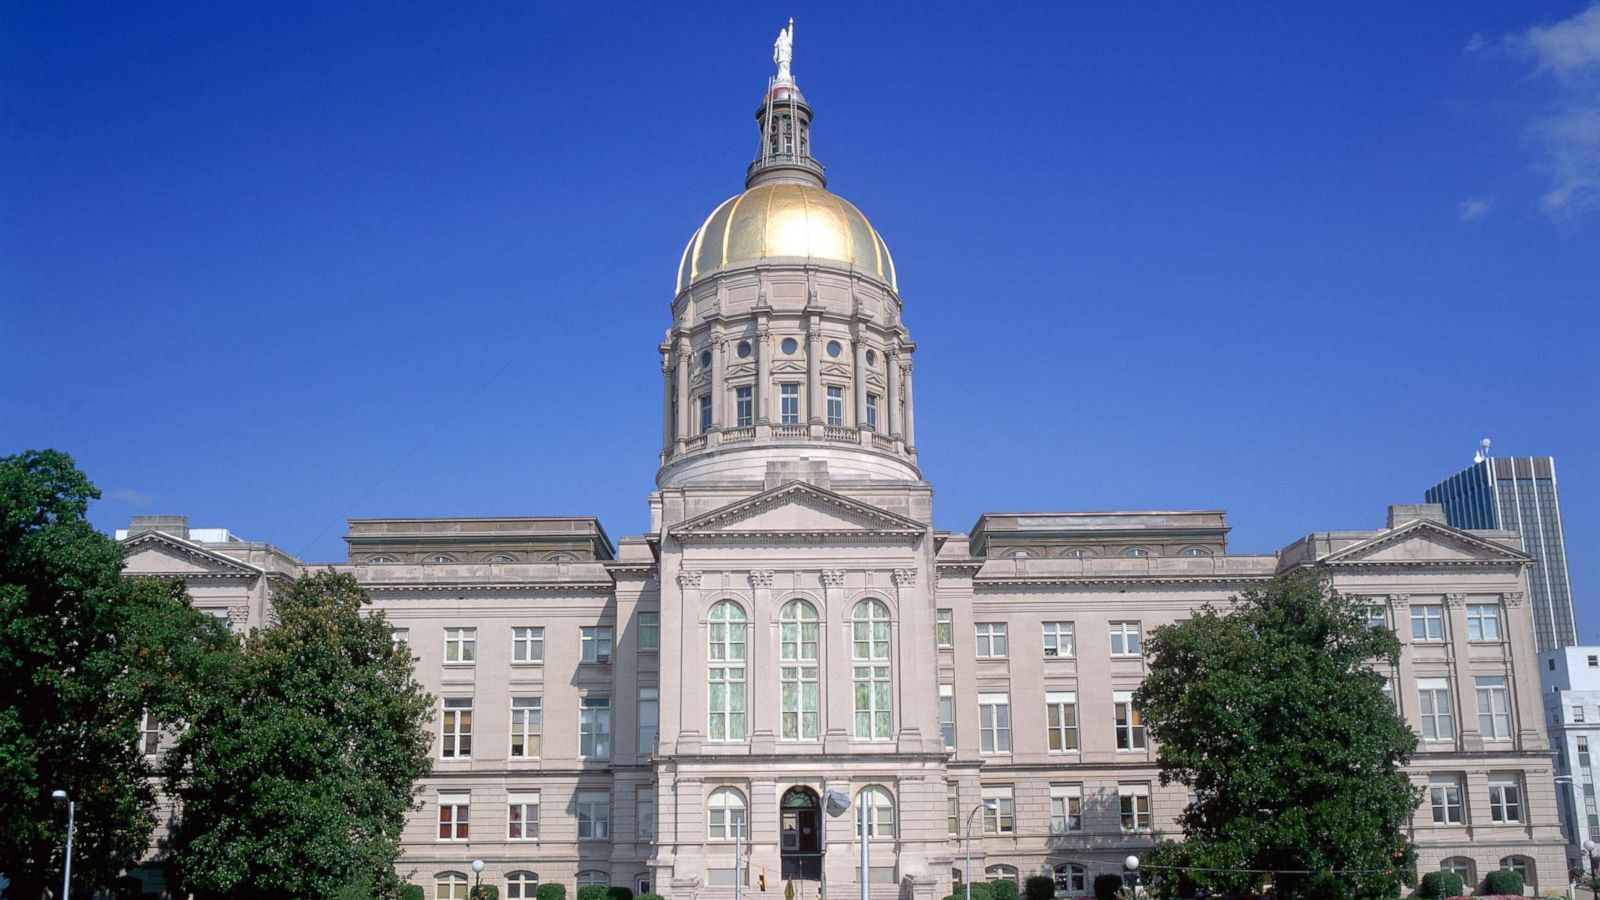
(780, 786, 822, 881)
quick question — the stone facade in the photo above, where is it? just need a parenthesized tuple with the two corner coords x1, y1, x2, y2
(117, 42, 1566, 900)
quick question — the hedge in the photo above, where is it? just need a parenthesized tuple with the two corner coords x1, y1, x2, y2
(1024, 875, 1056, 900)
(537, 885, 568, 900)
(470, 887, 500, 900)
(399, 887, 425, 900)
(578, 885, 608, 900)
(607, 888, 634, 900)
(1094, 873, 1125, 900)
(1417, 872, 1464, 899)
(944, 883, 996, 900)
(1482, 870, 1524, 896)
(992, 879, 1020, 900)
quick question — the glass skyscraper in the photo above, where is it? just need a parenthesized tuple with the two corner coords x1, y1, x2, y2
(1426, 455, 1577, 650)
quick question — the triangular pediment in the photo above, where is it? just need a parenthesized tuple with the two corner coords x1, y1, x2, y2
(1321, 520, 1530, 567)
(122, 531, 262, 578)
(670, 481, 927, 544)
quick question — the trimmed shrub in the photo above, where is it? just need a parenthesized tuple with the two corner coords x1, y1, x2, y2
(991, 879, 1020, 900)
(1095, 874, 1126, 900)
(607, 888, 634, 900)
(945, 883, 996, 900)
(400, 887, 425, 900)
(1025, 875, 1056, 900)
(578, 885, 608, 900)
(1417, 872, 1464, 899)
(636, 894, 665, 900)
(1482, 870, 1524, 896)
(471, 887, 500, 900)
(537, 885, 569, 900)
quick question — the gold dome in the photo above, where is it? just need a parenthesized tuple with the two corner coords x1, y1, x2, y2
(676, 182, 896, 293)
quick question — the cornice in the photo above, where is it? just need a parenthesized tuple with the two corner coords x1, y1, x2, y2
(973, 573, 1275, 589)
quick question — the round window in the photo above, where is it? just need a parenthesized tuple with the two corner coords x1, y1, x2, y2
(826, 340, 843, 358)
(737, 341, 752, 359)
(781, 337, 798, 354)
(865, 349, 877, 366)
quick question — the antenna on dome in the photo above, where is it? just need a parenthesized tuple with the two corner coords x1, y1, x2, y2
(1474, 437, 1491, 464)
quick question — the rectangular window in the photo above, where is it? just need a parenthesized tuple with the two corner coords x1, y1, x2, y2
(1046, 691, 1079, 752)
(1578, 706, 1588, 724)
(580, 697, 612, 759)
(140, 710, 161, 756)
(638, 687, 659, 753)
(1043, 621, 1075, 658)
(948, 790, 960, 837)
(1411, 605, 1444, 641)
(581, 626, 613, 663)
(1114, 692, 1146, 750)
(509, 697, 541, 758)
(1050, 783, 1084, 834)
(866, 393, 879, 430)
(979, 693, 1011, 753)
(1418, 679, 1455, 742)
(438, 793, 470, 840)
(441, 698, 473, 758)
(637, 785, 657, 839)
(637, 612, 659, 652)
(852, 607, 892, 740)
(936, 609, 953, 648)
(507, 791, 540, 840)
(1110, 621, 1142, 657)
(826, 386, 844, 426)
(940, 684, 956, 749)
(735, 386, 753, 428)
(512, 626, 544, 663)
(982, 786, 1015, 835)
(444, 627, 476, 664)
(1363, 605, 1388, 629)
(1428, 774, 1464, 824)
(1118, 783, 1151, 832)
(1488, 772, 1523, 823)
(1466, 605, 1502, 641)
(780, 384, 800, 424)
(391, 627, 409, 648)
(1381, 674, 1396, 708)
(576, 791, 610, 839)
(1476, 676, 1511, 739)
(975, 623, 1008, 659)
(699, 395, 712, 433)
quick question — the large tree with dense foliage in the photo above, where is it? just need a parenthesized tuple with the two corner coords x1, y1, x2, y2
(0, 449, 236, 899)
(166, 569, 433, 899)
(1134, 571, 1421, 900)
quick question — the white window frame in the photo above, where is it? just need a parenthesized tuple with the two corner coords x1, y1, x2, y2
(437, 793, 470, 841)
(581, 626, 613, 664)
(1429, 774, 1464, 824)
(1118, 783, 1151, 832)
(440, 698, 472, 759)
(780, 383, 800, 424)
(708, 600, 748, 742)
(1043, 621, 1075, 658)
(1046, 691, 1079, 753)
(735, 386, 753, 428)
(1488, 772, 1523, 823)
(698, 394, 712, 433)
(852, 600, 893, 740)
(1476, 676, 1511, 740)
(1467, 604, 1502, 641)
(638, 686, 659, 753)
(939, 684, 956, 749)
(975, 622, 1008, 659)
(580, 696, 612, 759)
(444, 627, 476, 664)
(1411, 604, 1445, 641)
(1110, 621, 1142, 657)
(508, 791, 540, 841)
(866, 393, 878, 430)
(437, 873, 469, 900)
(935, 609, 953, 648)
(576, 791, 610, 840)
(859, 785, 896, 839)
(509, 697, 541, 759)
(1050, 783, 1083, 834)
(707, 786, 748, 840)
(1114, 691, 1146, 750)
(637, 612, 659, 652)
(512, 626, 544, 663)
(1418, 679, 1455, 742)
(982, 786, 1015, 835)
(637, 785, 657, 839)
(826, 385, 844, 427)
(979, 693, 1011, 753)
(780, 599, 820, 741)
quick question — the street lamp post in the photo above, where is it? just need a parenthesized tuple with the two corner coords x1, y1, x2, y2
(51, 790, 74, 900)
(964, 802, 997, 900)
(1584, 840, 1598, 878)
(1125, 855, 1141, 899)
(472, 859, 485, 896)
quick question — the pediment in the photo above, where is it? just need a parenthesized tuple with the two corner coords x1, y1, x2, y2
(1321, 520, 1530, 567)
(670, 481, 927, 544)
(771, 361, 808, 376)
(122, 531, 261, 578)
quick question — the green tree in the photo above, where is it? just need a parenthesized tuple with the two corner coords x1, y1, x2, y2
(1134, 572, 1421, 900)
(0, 449, 236, 898)
(165, 569, 433, 899)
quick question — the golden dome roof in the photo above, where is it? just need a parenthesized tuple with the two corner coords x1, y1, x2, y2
(676, 182, 896, 293)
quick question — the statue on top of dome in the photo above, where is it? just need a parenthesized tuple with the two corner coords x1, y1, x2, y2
(773, 18, 794, 83)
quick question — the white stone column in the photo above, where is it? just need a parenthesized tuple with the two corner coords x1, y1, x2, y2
(886, 348, 903, 439)
(806, 324, 823, 425)
(676, 341, 692, 447)
(902, 356, 916, 450)
(852, 331, 868, 429)
(756, 324, 772, 424)
(710, 332, 725, 431)
(661, 352, 674, 452)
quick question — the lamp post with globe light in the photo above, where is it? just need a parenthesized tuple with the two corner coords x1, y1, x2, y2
(52, 790, 74, 900)
(1124, 856, 1140, 899)
(472, 859, 485, 895)
(964, 801, 997, 900)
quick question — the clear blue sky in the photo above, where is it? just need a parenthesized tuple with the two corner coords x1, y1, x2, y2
(4, 3, 1598, 632)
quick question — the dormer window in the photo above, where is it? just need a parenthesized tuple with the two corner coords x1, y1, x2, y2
(1122, 548, 1151, 558)
(367, 556, 398, 564)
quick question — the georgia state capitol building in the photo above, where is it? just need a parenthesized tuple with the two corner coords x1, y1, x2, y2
(121, 24, 1566, 900)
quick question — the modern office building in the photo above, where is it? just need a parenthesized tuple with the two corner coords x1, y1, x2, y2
(115, 29, 1568, 900)
(1541, 647, 1600, 875)
(1427, 451, 1578, 651)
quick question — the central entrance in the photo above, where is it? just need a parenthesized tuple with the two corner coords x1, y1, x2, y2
(780, 786, 822, 881)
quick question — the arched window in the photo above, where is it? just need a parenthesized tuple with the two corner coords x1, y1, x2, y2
(1441, 857, 1475, 883)
(1122, 547, 1151, 558)
(546, 552, 575, 562)
(708, 787, 748, 840)
(1054, 864, 1087, 895)
(852, 600, 892, 739)
(1181, 547, 1211, 557)
(1500, 856, 1531, 883)
(367, 555, 397, 564)
(1007, 549, 1031, 559)
(487, 554, 517, 563)
(435, 872, 469, 900)
(708, 601, 747, 741)
(576, 870, 609, 887)
(986, 865, 1019, 882)
(780, 600, 820, 740)
(506, 872, 539, 900)
(427, 554, 458, 564)
(857, 785, 895, 838)
(1062, 549, 1090, 559)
